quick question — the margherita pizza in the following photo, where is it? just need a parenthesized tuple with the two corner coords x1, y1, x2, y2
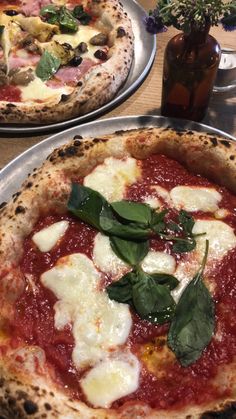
(0, 127, 236, 418)
(0, 0, 133, 124)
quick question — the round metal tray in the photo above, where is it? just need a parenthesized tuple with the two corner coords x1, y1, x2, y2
(0, 0, 156, 134)
(0, 115, 235, 203)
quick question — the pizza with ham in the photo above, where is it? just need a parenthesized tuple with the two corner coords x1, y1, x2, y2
(0, 126, 236, 418)
(0, 0, 133, 124)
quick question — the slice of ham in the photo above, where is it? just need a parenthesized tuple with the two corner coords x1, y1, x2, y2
(9, 52, 40, 70)
(48, 59, 95, 87)
(20, 0, 52, 17)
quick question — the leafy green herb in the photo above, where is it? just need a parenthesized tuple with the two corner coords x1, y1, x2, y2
(36, 51, 61, 81)
(40, 5, 78, 32)
(59, 6, 78, 32)
(110, 236, 149, 266)
(99, 206, 150, 240)
(73, 5, 92, 25)
(111, 201, 152, 225)
(106, 272, 136, 304)
(67, 183, 111, 231)
(151, 273, 179, 290)
(172, 237, 196, 253)
(151, 209, 168, 234)
(179, 210, 195, 235)
(167, 240, 215, 367)
(107, 269, 178, 324)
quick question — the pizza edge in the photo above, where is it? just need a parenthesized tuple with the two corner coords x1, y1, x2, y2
(0, 127, 236, 418)
(0, 0, 134, 124)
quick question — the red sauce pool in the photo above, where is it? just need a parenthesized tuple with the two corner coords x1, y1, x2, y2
(8, 154, 236, 411)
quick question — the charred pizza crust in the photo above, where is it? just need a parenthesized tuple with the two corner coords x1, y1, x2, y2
(0, 127, 236, 418)
(0, 0, 134, 124)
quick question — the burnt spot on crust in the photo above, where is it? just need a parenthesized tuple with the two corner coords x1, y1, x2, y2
(220, 140, 231, 148)
(210, 137, 218, 147)
(0, 202, 7, 210)
(23, 400, 38, 415)
(117, 26, 126, 37)
(201, 401, 236, 418)
(15, 206, 26, 215)
(93, 138, 108, 143)
(230, 155, 235, 161)
(73, 135, 83, 141)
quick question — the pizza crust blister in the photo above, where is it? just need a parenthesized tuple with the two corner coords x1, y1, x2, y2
(0, 127, 236, 418)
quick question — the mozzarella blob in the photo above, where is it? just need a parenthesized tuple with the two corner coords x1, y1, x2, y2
(141, 250, 176, 275)
(84, 157, 140, 202)
(21, 76, 72, 103)
(32, 220, 69, 252)
(93, 233, 129, 278)
(41, 254, 132, 369)
(170, 186, 222, 212)
(80, 354, 140, 408)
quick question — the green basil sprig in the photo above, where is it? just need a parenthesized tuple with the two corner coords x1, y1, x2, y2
(40, 4, 91, 31)
(73, 5, 92, 25)
(36, 51, 61, 81)
(109, 236, 149, 266)
(167, 240, 215, 367)
(107, 269, 178, 324)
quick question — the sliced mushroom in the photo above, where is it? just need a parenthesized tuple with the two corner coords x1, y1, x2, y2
(14, 15, 59, 42)
(89, 33, 108, 46)
(18, 34, 41, 54)
(11, 69, 35, 86)
(40, 41, 74, 65)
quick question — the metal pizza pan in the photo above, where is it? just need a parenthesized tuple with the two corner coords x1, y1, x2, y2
(0, 0, 156, 134)
(0, 115, 235, 203)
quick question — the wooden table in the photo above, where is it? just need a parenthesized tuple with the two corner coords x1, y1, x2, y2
(0, 0, 236, 170)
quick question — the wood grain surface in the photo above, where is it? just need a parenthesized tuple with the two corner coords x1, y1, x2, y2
(0, 0, 235, 170)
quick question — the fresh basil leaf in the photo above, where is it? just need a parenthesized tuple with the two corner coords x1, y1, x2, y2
(151, 273, 179, 290)
(40, 4, 58, 16)
(132, 272, 176, 321)
(179, 210, 195, 235)
(167, 241, 215, 367)
(59, 6, 78, 32)
(151, 209, 168, 234)
(0, 25, 4, 37)
(111, 201, 152, 225)
(36, 51, 61, 81)
(67, 183, 111, 231)
(106, 272, 136, 304)
(110, 236, 149, 266)
(168, 221, 182, 233)
(145, 306, 175, 324)
(73, 5, 92, 25)
(99, 206, 151, 240)
(172, 237, 196, 253)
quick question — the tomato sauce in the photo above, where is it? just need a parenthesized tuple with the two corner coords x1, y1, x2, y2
(0, 85, 21, 102)
(9, 154, 236, 411)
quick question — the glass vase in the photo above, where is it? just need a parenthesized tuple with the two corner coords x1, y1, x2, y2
(161, 26, 221, 122)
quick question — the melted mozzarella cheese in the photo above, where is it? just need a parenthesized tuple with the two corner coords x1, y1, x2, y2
(193, 219, 236, 260)
(93, 233, 129, 278)
(41, 254, 132, 369)
(170, 186, 222, 212)
(80, 354, 140, 408)
(143, 196, 161, 209)
(141, 251, 176, 275)
(172, 219, 236, 301)
(32, 221, 69, 252)
(53, 27, 101, 61)
(21, 76, 73, 102)
(84, 157, 140, 202)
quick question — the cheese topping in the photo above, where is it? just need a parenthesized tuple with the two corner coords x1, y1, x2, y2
(21, 76, 73, 102)
(32, 221, 69, 252)
(141, 250, 176, 275)
(84, 157, 141, 202)
(52, 27, 101, 61)
(170, 186, 222, 212)
(193, 219, 236, 260)
(80, 354, 140, 408)
(41, 254, 132, 369)
(93, 233, 129, 278)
